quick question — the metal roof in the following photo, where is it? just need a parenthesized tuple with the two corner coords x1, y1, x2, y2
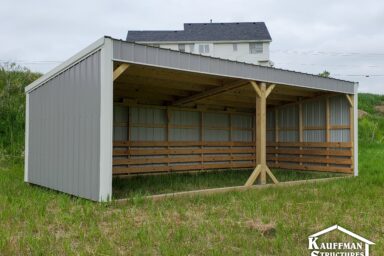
(126, 22, 272, 42)
(113, 38, 357, 94)
(26, 36, 357, 94)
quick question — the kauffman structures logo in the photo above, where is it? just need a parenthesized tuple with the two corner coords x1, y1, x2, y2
(308, 225, 374, 256)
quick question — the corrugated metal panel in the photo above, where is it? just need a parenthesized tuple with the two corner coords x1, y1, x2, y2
(203, 113, 230, 141)
(28, 51, 101, 201)
(303, 99, 326, 127)
(303, 99, 326, 142)
(130, 107, 166, 141)
(304, 130, 326, 142)
(330, 95, 350, 126)
(113, 106, 128, 141)
(278, 105, 298, 142)
(112, 40, 355, 94)
(330, 129, 350, 142)
(329, 95, 351, 142)
(170, 110, 200, 141)
(231, 114, 253, 142)
(266, 110, 275, 142)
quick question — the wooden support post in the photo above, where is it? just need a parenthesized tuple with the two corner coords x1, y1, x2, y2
(257, 83, 267, 184)
(299, 100, 303, 166)
(245, 82, 279, 186)
(348, 95, 355, 171)
(167, 108, 171, 169)
(325, 97, 330, 167)
(229, 113, 233, 168)
(113, 63, 130, 81)
(201, 111, 204, 171)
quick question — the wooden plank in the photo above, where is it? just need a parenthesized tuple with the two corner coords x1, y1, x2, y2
(123, 65, 222, 86)
(265, 166, 279, 184)
(172, 79, 249, 106)
(244, 165, 262, 186)
(113, 162, 255, 174)
(269, 163, 352, 174)
(250, 81, 261, 97)
(113, 63, 130, 81)
(267, 148, 352, 157)
(113, 141, 255, 147)
(345, 94, 354, 107)
(265, 84, 276, 98)
(349, 95, 355, 171)
(266, 142, 352, 148)
(113, 155, 255, 165)
(267, 156, 352, 165)
(116, 176, 352, 202)
(113, 148, 256, 156)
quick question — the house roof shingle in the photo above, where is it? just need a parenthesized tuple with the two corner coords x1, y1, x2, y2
(126, 22, 272, 42)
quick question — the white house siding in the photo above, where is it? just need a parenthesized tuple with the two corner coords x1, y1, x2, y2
(154, 42, 270, 65)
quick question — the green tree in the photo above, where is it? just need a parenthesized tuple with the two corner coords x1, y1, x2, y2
(0, 63, 41, 157)
(319, 70, 330, 77)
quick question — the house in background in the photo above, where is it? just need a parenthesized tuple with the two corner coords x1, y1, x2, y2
(126, 22, 273, 66)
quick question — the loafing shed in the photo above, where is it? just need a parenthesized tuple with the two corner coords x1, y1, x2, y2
(24, 36, 358, 201)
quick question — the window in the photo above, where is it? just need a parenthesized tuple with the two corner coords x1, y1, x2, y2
(198, 44, 210, 53)
(249, 43, 263, 54)
(178, 44, 185, 52)
(188, 44, 194, 53)
(233, 43, 238, 51)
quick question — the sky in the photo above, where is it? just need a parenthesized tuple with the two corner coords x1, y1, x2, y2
(1, 0, 383, 94)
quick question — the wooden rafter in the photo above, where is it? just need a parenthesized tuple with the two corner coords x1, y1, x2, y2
(172, 79, 249, 106)
(113, 63, 130, 81)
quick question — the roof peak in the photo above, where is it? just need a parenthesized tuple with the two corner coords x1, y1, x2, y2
(127, 22, 272, 42)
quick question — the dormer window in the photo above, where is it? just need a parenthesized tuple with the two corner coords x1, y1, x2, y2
(249, 43, 263, 54)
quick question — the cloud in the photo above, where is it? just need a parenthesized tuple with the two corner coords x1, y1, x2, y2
(1, 0, 383, 93)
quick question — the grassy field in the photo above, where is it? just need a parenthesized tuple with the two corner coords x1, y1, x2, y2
(0, 143, 383, 255)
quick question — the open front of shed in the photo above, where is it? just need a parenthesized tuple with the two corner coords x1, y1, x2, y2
(24, 37, 358, 202)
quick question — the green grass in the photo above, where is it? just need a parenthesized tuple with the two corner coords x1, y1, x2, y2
(1, 144, 383, 255)
(0, 67, 383, 254)
(113, 169, 343, 199)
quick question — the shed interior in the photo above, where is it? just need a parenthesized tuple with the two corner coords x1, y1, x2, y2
(112, 62, 354, 185)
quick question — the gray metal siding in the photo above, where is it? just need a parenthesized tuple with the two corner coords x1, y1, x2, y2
(329, 95, 350, 142)
(28, 51, 101, 201)
(278, 105, 299, 142)
(112, 40, 355, 94)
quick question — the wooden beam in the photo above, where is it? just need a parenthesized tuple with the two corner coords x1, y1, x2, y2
(113, 63, 130, 81)
(115, 176, 352, 202)
(257, 83, 267, 184)
(244, 165, 262, 186)
(345, 94, 354, 107)
(349, 95, 355, 172)
(265, 166, 279, 184)
(265, 84, 276, 98)
(172, 80, 249, 106)
(250, 81, 261, 97)
(245, 82, 278, 186)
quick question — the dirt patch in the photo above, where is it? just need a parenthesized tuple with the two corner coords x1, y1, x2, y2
(358, 109, 368, 119)
(374, 105, 384, 114)
(245, 219, 276, 237)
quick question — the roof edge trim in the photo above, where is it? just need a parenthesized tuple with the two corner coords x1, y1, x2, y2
(25, 37, 106, 93)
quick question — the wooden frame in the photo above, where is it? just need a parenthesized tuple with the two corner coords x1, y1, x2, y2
(116, 176, 352, 202)
(112, 63, 356, 200)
